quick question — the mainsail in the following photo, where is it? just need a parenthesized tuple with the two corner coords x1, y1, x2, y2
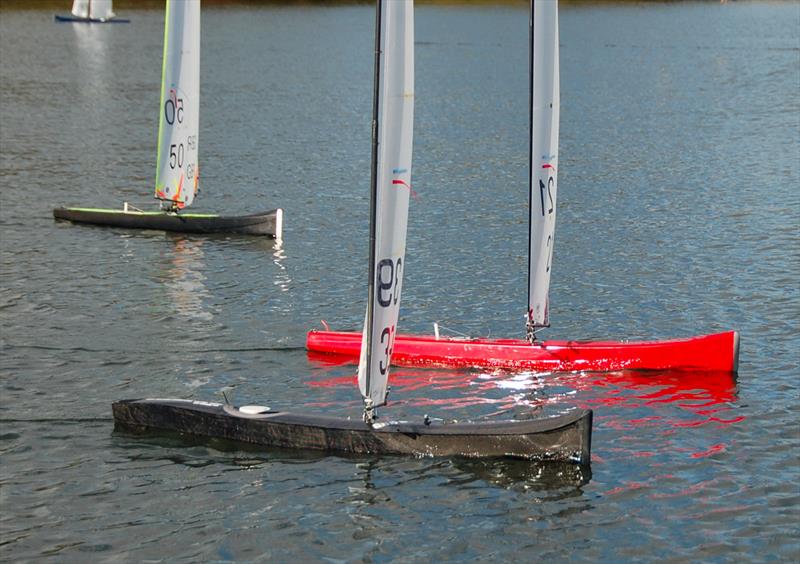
(155, 0, 200, 210)
(357, 0, 415, 418)
(71, 0, 116, 20)
(527, 0, 560, 335)
(89, 0, 115, 20)
(71, 0, 89, 18)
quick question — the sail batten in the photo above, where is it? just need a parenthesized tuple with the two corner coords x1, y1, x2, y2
(527, 0, 560, 331)
(358, 0, 415, 414)
(154, 0, 200, 210)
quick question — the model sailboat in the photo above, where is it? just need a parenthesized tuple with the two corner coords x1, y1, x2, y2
(54, 0, 282, 237)
(55, 0, 130, 23)
(307, 0, 739, 373)
(112, 0, 592, 463)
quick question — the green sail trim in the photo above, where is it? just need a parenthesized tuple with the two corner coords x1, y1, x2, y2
(154, 0, 171, 200)
(62, 207, 219, 219)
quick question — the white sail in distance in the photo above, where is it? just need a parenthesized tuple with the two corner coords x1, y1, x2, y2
(72, 0, 116, 20)
(89, 0, 115, 20)
(71, 0, 90, 18)
(527, 0, 560, 331)
(358, 0, 415, 414)
(155, 0, 200, 210)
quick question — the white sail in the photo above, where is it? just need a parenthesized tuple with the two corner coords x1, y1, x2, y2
(357, 0, 415, 414)
(71, 0, 89, 18)
(155, 0, 200, 210)
(89, 0, 116, 20)
(527, 0, 560, 331)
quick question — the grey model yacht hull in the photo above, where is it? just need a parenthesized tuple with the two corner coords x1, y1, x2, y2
(53, 207, 283, 237)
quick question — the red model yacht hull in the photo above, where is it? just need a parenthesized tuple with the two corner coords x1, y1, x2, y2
(306, 330, 740, 373)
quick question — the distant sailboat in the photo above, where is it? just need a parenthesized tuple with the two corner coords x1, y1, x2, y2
(55, 0, 130, 23)
(307, 0, 739, 373)
(112, 0, 592, 464)
(54, 0, 283, 237)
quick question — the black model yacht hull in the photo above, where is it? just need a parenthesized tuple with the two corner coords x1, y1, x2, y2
(112, 399, 592, 464)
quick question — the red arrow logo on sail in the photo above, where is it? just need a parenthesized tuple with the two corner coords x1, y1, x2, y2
(392, 179, 418, 199)
(391, 168, 418, 199)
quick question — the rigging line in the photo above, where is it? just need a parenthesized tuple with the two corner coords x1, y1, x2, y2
(0, 417, 114, 423)
(525, 0, 535, 337)
(199, 346, 306, 353)
(433, 323, 505, 340)
(85, 181, 105, 203)
(432, 324, 472, 339)
(2, 344, 306, 354)
(89, 185, 105, 201)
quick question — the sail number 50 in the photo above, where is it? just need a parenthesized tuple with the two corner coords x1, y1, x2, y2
(376, 257, 402, 307)
(169, 144, 184, 169)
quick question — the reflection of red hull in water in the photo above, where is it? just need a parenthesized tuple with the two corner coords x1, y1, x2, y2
(306, 329, 740, 373)
(307, 365, 741, 428)
(553, 370, 742, 427)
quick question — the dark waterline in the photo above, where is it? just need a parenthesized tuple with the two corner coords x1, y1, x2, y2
(1, 2, 798, 561)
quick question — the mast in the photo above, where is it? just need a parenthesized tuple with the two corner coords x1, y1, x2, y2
(526, 0, 560, 342)
(357, 0, 415, 423)
(362, 0, 384, 421)
(525, 0, 535, 341)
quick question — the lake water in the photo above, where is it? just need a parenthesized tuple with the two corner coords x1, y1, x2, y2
(1, 1, 798, 561)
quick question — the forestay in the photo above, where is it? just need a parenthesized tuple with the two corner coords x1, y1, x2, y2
(357, 0, 414, 416)
(527, 0, 560, 333)
(155, 0, 200, 210)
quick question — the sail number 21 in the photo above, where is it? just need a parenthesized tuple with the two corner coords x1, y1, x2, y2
(539, 177, 554, 216)
(539, 177, 555, 274)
